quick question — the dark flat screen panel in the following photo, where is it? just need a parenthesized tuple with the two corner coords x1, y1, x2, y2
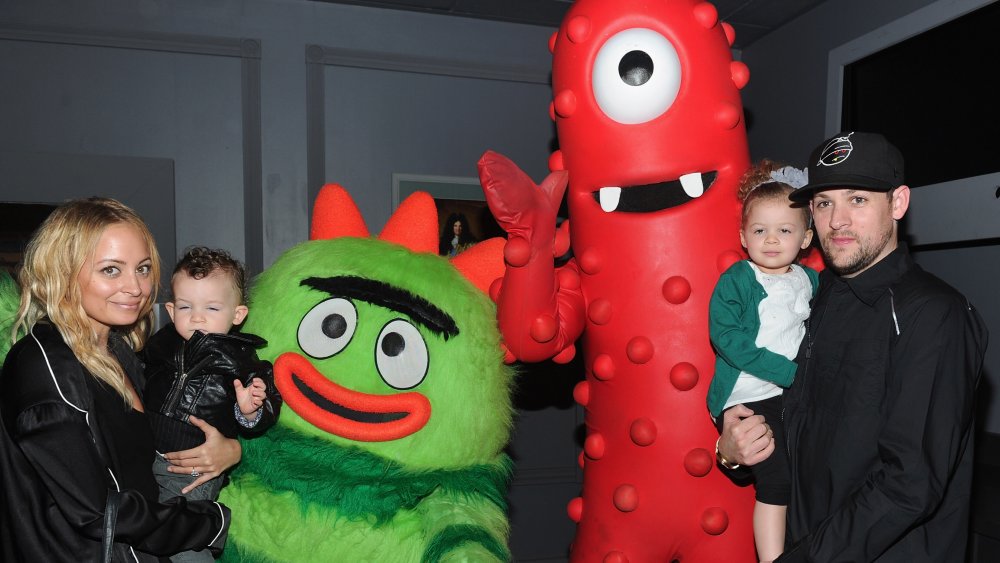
(842, 1, 1000, 187)
(0, 151, 176, 291)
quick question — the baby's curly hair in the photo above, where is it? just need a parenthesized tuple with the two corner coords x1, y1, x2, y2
(172, 246, 248, 305)
(737, 159, 810, 228)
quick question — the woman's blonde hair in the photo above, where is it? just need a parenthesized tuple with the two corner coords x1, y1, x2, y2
(14, 197, 161, 405)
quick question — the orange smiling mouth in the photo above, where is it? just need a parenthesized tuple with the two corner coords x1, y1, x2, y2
(274, 352, 431, 442)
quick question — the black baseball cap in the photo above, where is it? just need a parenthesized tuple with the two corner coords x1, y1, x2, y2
(789, 131, 905, 203)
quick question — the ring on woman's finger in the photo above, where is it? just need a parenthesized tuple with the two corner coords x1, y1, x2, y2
(191, 468, 200, 477)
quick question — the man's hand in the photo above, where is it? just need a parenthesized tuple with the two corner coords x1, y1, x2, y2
(718, 404, 774, 466)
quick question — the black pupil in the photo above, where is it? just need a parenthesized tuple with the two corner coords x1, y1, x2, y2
(620, 50, 653, 86)
(322, 314, 347, 339)
(382, 332, 405, 357)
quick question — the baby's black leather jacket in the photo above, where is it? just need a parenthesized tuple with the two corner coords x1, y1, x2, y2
(143, 325, 281, 452)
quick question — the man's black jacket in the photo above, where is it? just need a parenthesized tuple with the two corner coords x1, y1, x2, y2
(778, 245, 988, 562)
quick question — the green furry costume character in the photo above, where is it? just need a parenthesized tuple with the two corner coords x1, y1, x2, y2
(218, 185, 514, 562)
(0, 271, 20, 359)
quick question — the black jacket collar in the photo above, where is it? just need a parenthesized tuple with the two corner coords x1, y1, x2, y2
(822, 242, 913, 307)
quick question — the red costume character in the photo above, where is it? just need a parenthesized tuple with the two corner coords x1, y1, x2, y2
(478, 0, 758, 560)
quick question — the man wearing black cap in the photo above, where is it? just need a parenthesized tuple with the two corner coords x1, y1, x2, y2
(717, 131, 988, 562)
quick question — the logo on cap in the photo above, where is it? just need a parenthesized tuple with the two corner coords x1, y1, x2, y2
(817, 132, 854, 167)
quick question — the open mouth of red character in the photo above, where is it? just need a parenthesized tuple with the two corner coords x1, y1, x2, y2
(590, 171, 718, 213)
(274, 352, 431, 442)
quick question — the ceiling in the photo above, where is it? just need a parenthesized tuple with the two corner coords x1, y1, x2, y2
(314, 0, 829, 49)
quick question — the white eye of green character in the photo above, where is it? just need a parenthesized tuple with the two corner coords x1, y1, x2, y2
(298, 298, 358, 359)
(375, 319, 429, 389)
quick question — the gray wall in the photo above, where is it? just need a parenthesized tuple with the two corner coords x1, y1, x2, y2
(741, 0, 1000, 432)
(0, 0, 555, 270)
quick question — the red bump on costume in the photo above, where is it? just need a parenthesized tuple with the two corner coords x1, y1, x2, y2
(553, 344, 577, 364)
(585, 432, 606, 460)
(626, 336, 653, 364)
(731, 61, 750, 90)
(722, 21, 736, 46)
(716, 101, 742, 130)
(568, 497, 584, 523)
(662, 276, 692, 304)
(503, 237, 531, 267)
(566, 15, 592, 44)
(629, 418, 657, 446)
(669, 362, 699, 391)
(700, 507, 729, 535)
(684, 448, 714, 477)
(549, 101, 557, 123)
(592, 354, 615, 381)
(578, 249, 602, 275)
(549, 149, 565, 171)
(588, 298, 612, 325)
(557, 262, 580, 290)
(554, 89, 578, 118)
(578, 450, 586, 469)
(717, 249, 744, 273)
(549, 31, 558, 54)
(574, 380, 592, 406)
(531, 314, 558, 343)
(613, 485, 638, 512)
(501, 343, 516, 365)
(692, 2, 718, 28)
(603, 551, 629, 563)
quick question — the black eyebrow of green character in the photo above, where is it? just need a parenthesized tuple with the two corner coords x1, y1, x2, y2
(301, 276, 459, 339)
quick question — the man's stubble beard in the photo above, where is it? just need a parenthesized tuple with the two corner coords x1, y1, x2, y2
(822, 224, 894, 277)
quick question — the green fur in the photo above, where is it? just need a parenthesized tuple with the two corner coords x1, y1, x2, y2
(423, 525, 510, 563)
(220, 473, 509, 562)
(235, 424, 511, 523)
(0, 270, 22, 360)
(220, 233, 516, 562)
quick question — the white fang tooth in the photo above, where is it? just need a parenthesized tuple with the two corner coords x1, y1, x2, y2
(680, 172, 705, 198)
(599, 187, 621, 212)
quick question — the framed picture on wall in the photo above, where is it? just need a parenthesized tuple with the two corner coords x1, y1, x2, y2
(0, 202, 56, 276)
(391, 173, 504, 258)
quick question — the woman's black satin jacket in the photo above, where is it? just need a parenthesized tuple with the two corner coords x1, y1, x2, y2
(0, 322, 230, 562)
(142, 325, 280, 452)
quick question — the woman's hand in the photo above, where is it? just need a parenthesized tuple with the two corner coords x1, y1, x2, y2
(162, 415, 242, 494)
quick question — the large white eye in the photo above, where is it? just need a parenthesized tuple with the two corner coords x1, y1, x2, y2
(297, 298, 358, 359)
(375, 319, 429, 390)
(592, 28, 681, 124)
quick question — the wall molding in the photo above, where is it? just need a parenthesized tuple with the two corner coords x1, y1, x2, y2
(0, 23, 264, 275)
(312, 46, 550, 84)
(304, 44, 551, 204)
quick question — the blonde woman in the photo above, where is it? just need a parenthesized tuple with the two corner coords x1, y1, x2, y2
(0, 198, 237, 562)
